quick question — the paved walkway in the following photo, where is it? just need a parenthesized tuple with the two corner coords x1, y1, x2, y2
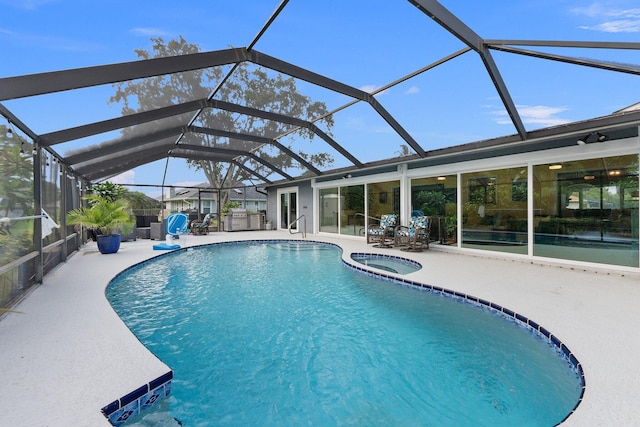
(0, 231, 639, 426)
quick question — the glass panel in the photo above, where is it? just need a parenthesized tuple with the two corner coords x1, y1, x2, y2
(411, 175, 457, 245)
(340, 185, 365, 236)
(462, 167, 528, 254)
(41, 152, 62, 247)
(280, 193, 289, 229)
(0, 126, 37, 309)
(367, 180, 400, 225)
(289, 192, 297, 230)
(319, 187, 339, 234)
(0, 127, 35, 266)
(533, 155, 639, 267)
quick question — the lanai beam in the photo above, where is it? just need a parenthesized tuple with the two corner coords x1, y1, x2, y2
(0, 48, 248, 101)
(169, 150, 273, 184)
(175, 144, 293, 180)
(247, 50, 426, 157)
(408, 0, 527, 140)
(189, 125, 322, 175)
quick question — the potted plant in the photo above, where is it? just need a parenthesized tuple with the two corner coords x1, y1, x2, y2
(67, 195, 135, 254)
(444, 213, 457, 244)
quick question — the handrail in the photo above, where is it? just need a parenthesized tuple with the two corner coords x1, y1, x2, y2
(288, 214, 306, 239)
(352, 212, 377, 235)
(354, 212, 380, 223)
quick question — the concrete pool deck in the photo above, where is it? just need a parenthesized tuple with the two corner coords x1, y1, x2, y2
(0, 230, 639, 426)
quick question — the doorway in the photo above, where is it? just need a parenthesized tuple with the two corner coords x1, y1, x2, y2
(278, 187, 298, 230)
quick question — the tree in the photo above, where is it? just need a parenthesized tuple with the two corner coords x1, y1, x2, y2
(0, 126, 35, 266)
(0, 126, 33, 216)
(110, 37, 335, 206)
(414, 190, 447, 216)
(124, 191, 161, 211)
(395, 144, 412, 157)
(88, 181, 126, 203)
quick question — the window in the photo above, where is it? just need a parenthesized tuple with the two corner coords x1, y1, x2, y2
(533, 155, 638, 267)
(462, 168, 527, 254)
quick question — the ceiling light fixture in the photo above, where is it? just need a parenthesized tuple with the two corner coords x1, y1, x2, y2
(577, 131, 609, 145)
(549, 164, 563, 170)
(595, 132, 609, 142)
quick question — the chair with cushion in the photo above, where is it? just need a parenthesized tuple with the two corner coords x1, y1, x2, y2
(366, 214, 398, 247)
(190, 213, 212, 235)
(395, 215, 430, 252)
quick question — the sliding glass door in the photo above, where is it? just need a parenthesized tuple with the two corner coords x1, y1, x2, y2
(278, 188, 298, 230)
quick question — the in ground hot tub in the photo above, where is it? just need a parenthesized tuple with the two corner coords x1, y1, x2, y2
(350, 253, 421, 274)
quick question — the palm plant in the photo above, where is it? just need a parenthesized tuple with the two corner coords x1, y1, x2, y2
(67, 195, 134, 236)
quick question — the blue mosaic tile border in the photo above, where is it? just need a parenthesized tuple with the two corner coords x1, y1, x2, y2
(350, 252, 422, 271)
(343, 258, 586, 424)
(101, 371, 173, 427)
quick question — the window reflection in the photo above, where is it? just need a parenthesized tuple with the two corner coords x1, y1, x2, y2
(340, 185, 364, 236)
(319, 188, 338, 233)
(367, 180, 400, 221)
(411, 175, 457, 244)
(461, 168, 528, 254)
(533, 155, 639, 267)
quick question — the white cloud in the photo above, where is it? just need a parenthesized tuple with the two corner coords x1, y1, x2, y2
(0, 0, 57, 10)
(172, 180, 203, 188)
(110, 170, 135, 185)
(580, 19, 640, 32)
(571, 3, 608, 18)
(491, 105, 571, 127)
(345, 116, 393, 134)
(0, 29, 103, 52)
(359, 84, 378, 93)
(130, 27, 171, 37)
(405, 86, 420, 95)
(359, 84, 388, 96)
(572, 3, 640, 33)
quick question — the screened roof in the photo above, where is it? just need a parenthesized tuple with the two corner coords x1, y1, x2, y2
(1, 0, 640, 188)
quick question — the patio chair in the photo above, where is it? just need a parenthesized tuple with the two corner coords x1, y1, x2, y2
(395, 215, 430, 252)
(190, 213, 212, 235)
(366, 214, 398, 247)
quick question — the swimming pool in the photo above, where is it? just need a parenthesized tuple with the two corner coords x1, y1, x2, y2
(107, 240, 583, 426)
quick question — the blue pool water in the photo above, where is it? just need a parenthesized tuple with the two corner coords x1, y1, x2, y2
(107, 241, 583, 426)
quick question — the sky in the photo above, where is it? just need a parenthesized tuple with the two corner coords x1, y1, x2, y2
(2, 0, 640, 196)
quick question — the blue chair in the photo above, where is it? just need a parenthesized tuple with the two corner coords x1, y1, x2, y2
(153, 212, 189, 250)
(395, 215, 430, 251)
(366, 214, 398, 247)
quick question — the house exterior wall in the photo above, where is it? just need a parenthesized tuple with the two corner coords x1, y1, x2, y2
(267, 135, 640, 271)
